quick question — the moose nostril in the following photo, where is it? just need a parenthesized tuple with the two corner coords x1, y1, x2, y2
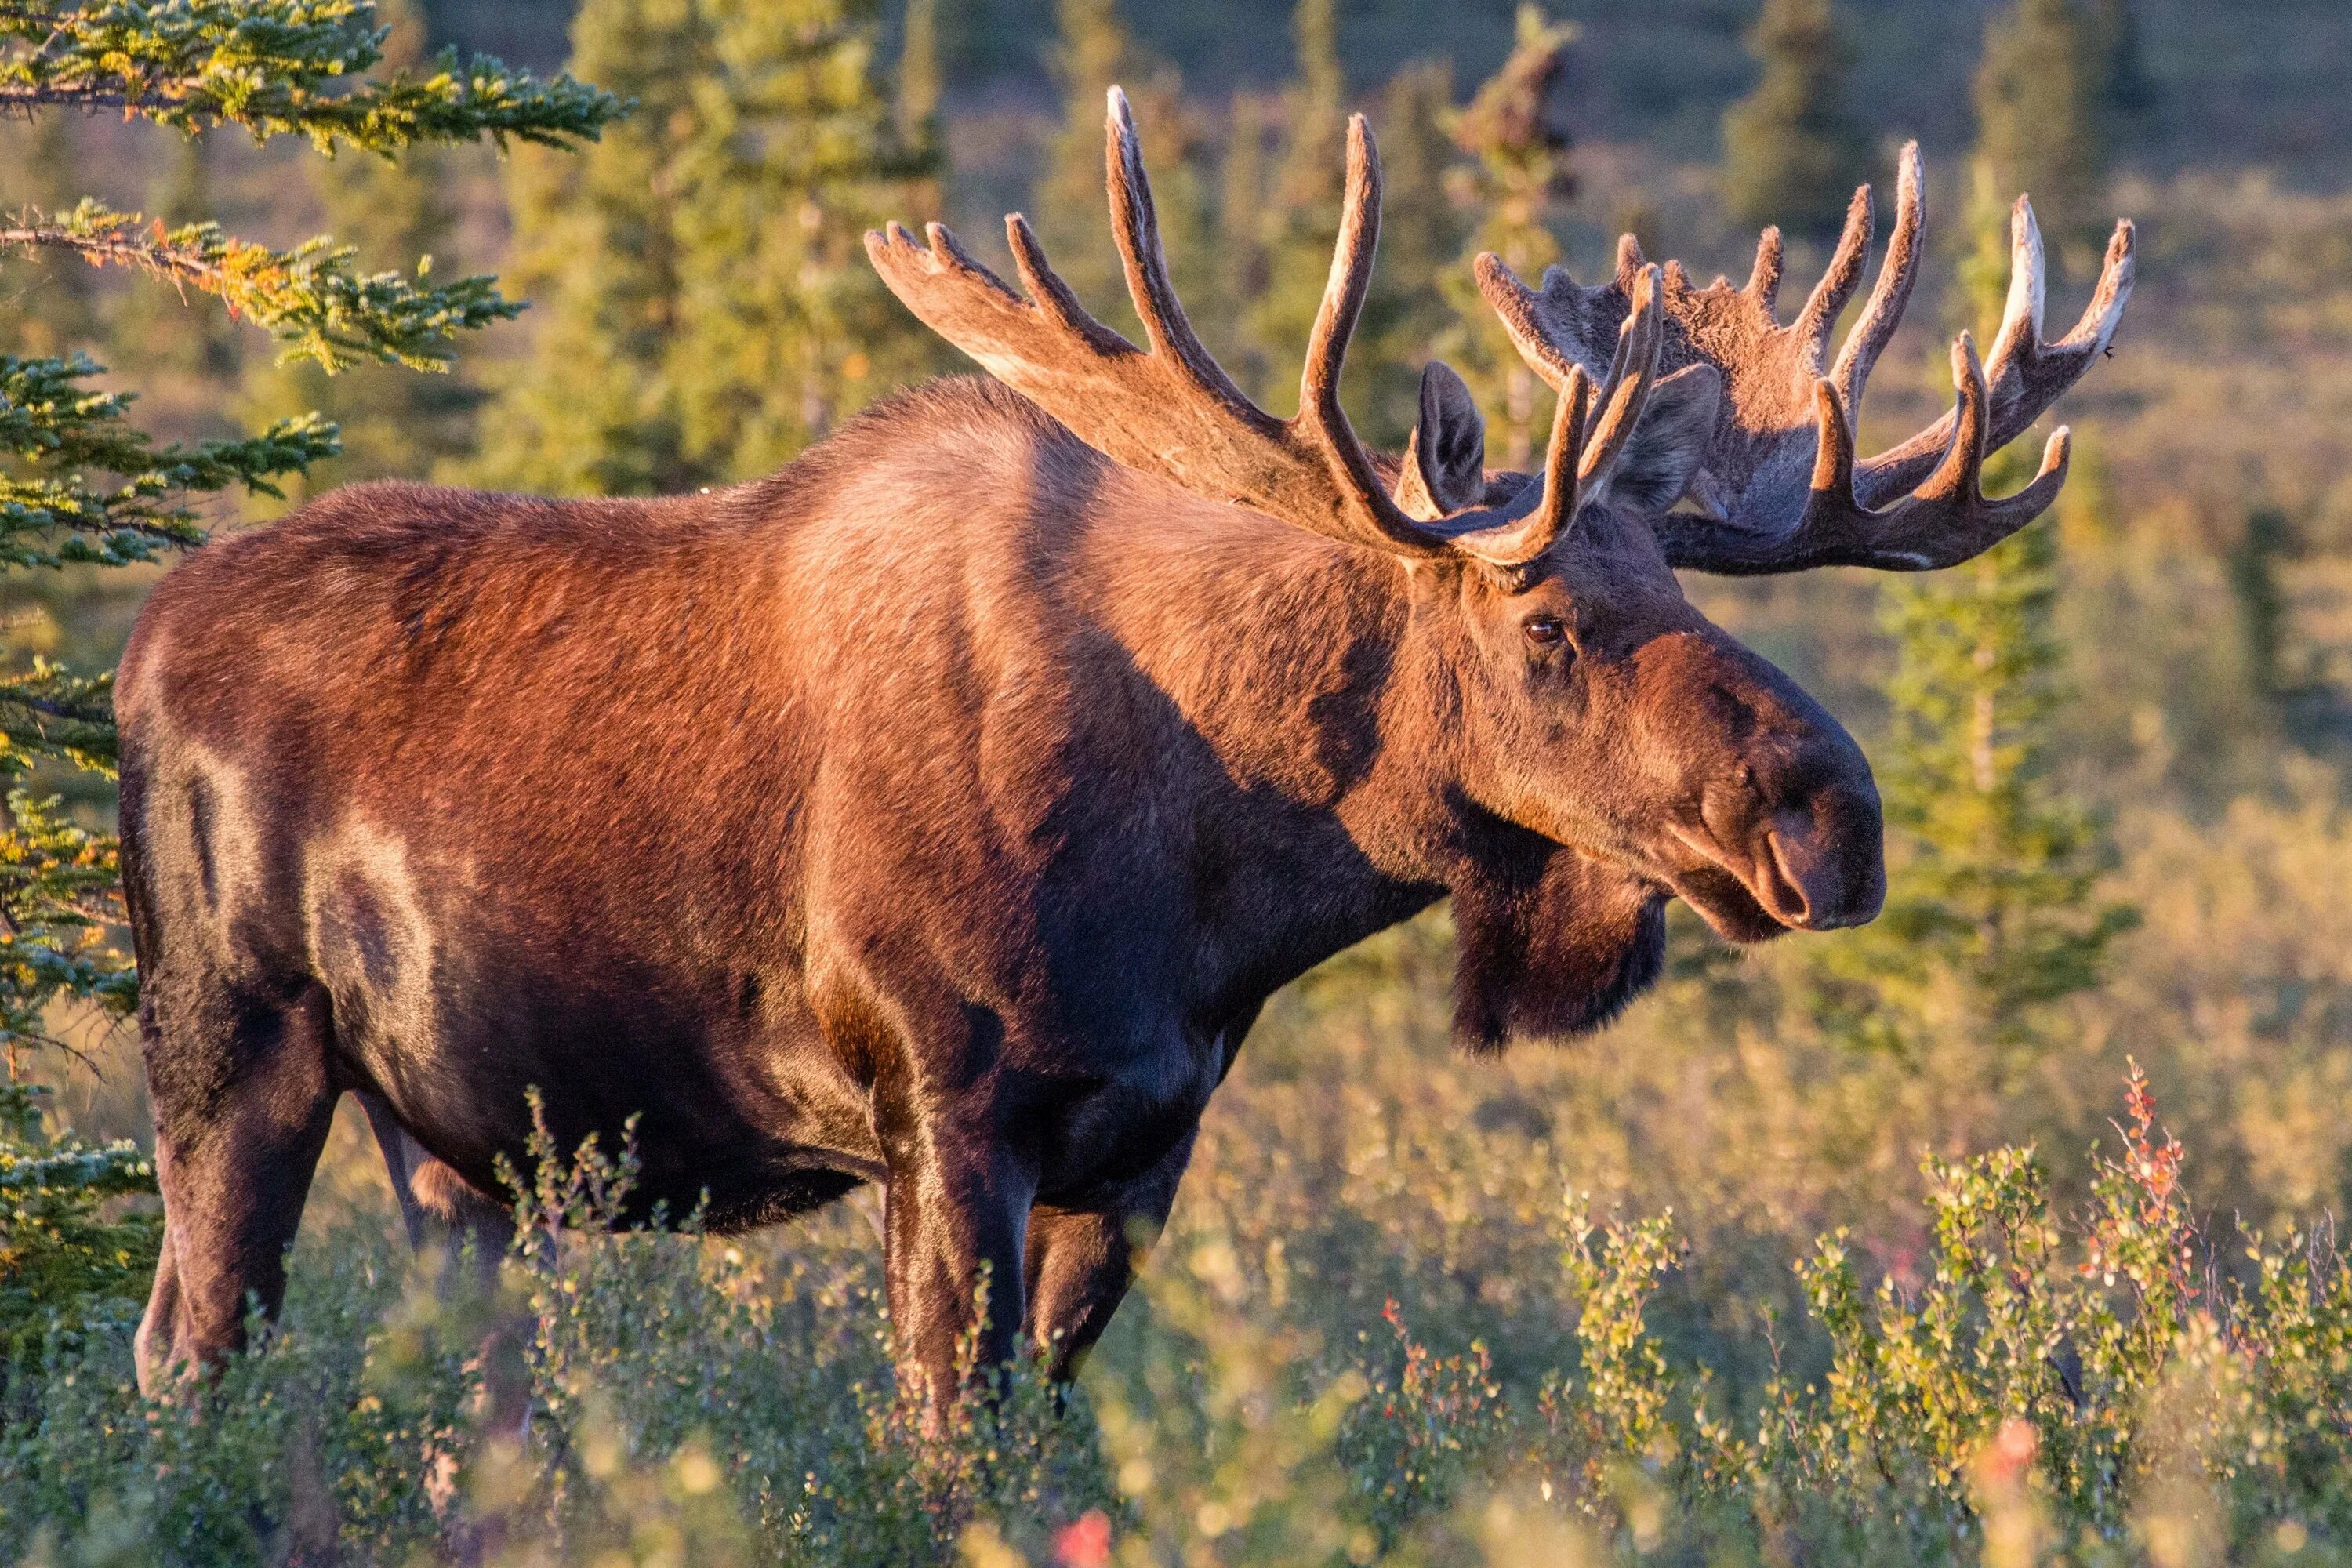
(1761, 811, 1821, 924)
(1763, 789, 1885, 930)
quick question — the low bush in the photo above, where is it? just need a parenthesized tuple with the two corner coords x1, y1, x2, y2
(1, 1066, 2346, 1565)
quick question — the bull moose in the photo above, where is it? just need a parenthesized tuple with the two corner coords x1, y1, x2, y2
(122, 89, 2132, 1410)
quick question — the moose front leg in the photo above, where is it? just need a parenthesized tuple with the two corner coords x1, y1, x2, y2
(1025, 1129, 1197, 1380)
(879, 1116, 1038, 1422)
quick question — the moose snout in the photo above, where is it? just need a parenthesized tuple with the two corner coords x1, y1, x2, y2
(1732, 707, 1886, 929)
(1638, 630, 1887, 938)
(1692, 719, 1885, 934)
(1664, 750, 1884, 942)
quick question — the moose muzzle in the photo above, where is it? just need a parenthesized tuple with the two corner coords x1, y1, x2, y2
(1642, 632, 1886, 942)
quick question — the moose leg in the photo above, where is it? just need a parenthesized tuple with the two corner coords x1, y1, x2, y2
(355, 1093, 530, 1440)
(356, 1092, 513, 1288)
(132, 1228, 184, 1392)
(1024, 1129, 1196, 1380)
(136, 982, 338, 1396)
(880, 1121, 1037, 1423)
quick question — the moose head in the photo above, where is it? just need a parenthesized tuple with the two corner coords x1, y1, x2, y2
(870, 89, 2132, 1046)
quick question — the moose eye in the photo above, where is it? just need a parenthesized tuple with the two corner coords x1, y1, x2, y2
(1523, 615, 1569, 652)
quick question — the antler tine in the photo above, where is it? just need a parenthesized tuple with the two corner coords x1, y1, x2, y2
(1668, 332, 2070, 575)
(2065, 218, 2137, 356)
(870, 86, 1470, 560)
(1985, 206, 2135, 406)
(1613, 233, 1648, 294)
(1472, 251, 1583, 392)
(1450, 364, 1595, 568)
(1295, 113, 1403, 522)
(1447, 264, 1664, 568)
(1985, 195, 2048, 377)
(1828, 141, 1923, 417)
(1793, 183, 1873, 358)
(1520, 138, 2122, 578)
(873, 89, 1713, 572)
(1806, 376, 1857, 504)
(1918, 331, 1997, 504)
(1577, 265, 1667, 488)
(1989, 202, 2138, 381)
(1904, 332, 2071, 550)
(1812, 333, 2068, 571)
(1002, 216, 1132, 355)
(1744, 227, 1784, 315)
(1102, 86, 1259, 414)
(1852, 188, 2132, 508)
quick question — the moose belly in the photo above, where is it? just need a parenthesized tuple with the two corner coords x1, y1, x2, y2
(310, 849, 1232, 1226)
(310, 886, 884, 1231)
(347, 1018, 886, 1235)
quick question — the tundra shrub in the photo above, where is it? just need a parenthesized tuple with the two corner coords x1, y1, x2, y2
(2, 1066, 2349, 1565)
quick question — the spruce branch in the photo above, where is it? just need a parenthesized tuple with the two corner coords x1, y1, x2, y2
(0, 789, 134, 1040)
(2, 201, 523, 370)
(0, 351, 339, 568)
(0, 0, 626, 153)
(0, 0, 630, 1330)
(0, 662, 113, 774)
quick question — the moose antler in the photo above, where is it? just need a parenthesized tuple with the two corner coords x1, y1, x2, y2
(1475, 145, 2136, 574)
(866, 88, 1671, 571)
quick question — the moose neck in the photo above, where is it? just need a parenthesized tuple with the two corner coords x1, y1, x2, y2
(1080, 482, 1468, 972)
(1073, 473, 1669, 1050)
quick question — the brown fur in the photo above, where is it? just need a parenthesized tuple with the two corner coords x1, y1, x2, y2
(120, 371, 1882, 1414)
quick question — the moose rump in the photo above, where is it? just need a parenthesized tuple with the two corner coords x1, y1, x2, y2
(111, 481, 856, 1383)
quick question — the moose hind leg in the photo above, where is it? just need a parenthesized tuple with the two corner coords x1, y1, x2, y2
(357, 1092, 528, 1439)
(132, 1227, 184, 1395)
(356, 1091, 514, 1290)
(136, 982, 338, 1396)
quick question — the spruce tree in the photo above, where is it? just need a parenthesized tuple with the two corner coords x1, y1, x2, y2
(1359, 60, 1470, 447)
(1237, 0, 1348, 415)
(109, 138, 244, 394)
(2227, 506, 2302, 712)
(1218, 89, 1277, 401)
(1036, 0, 1134, 318)
(472, 0, 713, 495)
(477, 0, 939, 494)
(1033, 0, 1212, 350)
(245, 0, 485, 492)
(1446, 4, 1576, 471)
(2094, 0, 2156, 116)
(0, 0, 618, 1353)
(1216, 0, 1456, 441)
(1719, 0, 1869, 241)
(1973, 0, 2108, 272)
(0, 118, 97, 363)
(668, 1, 942, 472)
(1806, 0, 2132, 1063)
(899, 0, 942, 137)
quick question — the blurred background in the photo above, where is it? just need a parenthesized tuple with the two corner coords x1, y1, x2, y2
(14, 0, 2352, 1428)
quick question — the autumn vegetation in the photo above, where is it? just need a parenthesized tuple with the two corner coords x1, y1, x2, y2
(3, 0, 2350, 1563)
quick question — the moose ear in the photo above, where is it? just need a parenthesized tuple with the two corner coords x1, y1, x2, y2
(1591, 363, 1722, 517)
(1394, 361, 1487, 521)
(1450, 837, 1667, 1054)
